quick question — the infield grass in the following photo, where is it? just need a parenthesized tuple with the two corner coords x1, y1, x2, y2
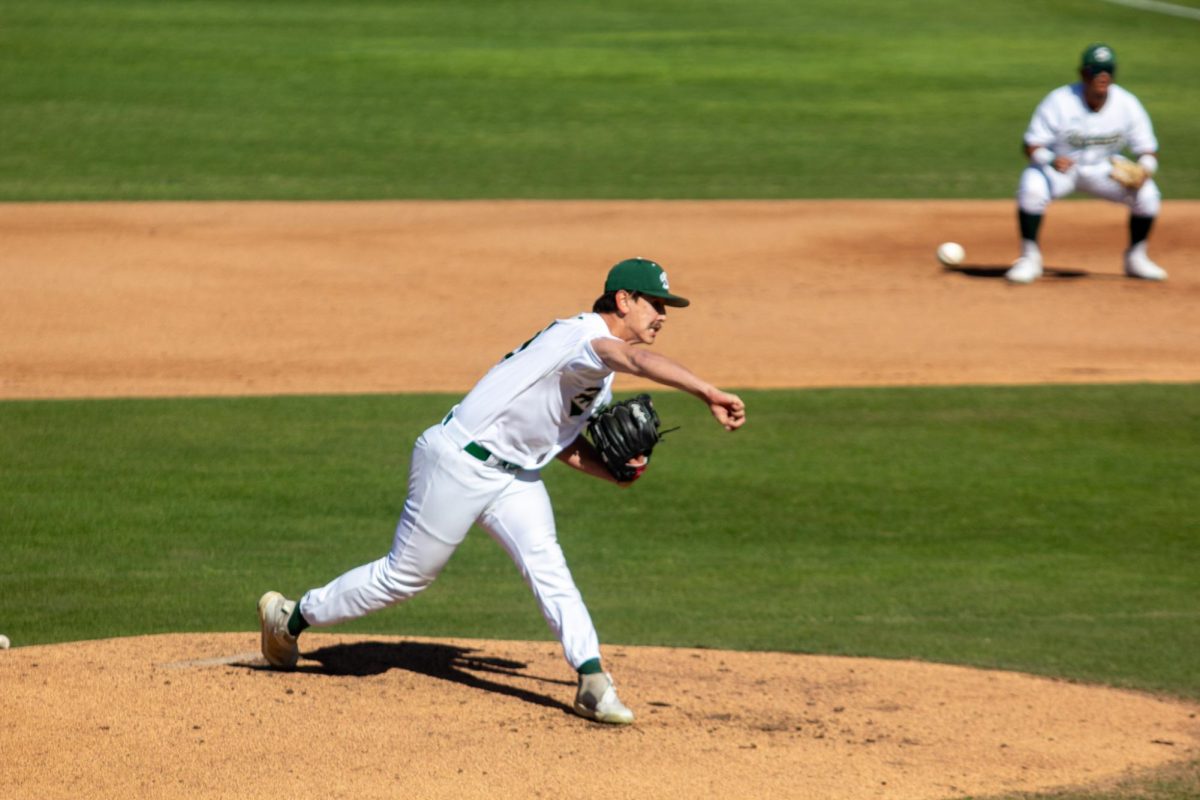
(2, 384, 1197, 706)
(2, 0, 1198, 200)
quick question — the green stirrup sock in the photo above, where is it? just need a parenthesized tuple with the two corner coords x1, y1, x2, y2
(577, 658, 603, 675)
(287, 604, 310, 638)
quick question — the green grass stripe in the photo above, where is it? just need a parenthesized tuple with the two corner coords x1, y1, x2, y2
(1, 0, 1197, 199)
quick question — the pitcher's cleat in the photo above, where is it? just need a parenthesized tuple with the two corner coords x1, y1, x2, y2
(574, 671, 635, 725)
(257, 591, 299, 670)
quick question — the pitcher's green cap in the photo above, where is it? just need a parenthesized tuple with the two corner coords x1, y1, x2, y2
(1081, 43, 1116, 77)
(604, 257, 690, 307)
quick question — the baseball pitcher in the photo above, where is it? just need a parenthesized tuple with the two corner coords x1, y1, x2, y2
(258, 257, 746, 724)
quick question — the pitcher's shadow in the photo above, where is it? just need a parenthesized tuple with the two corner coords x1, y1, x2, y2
(244, 640, 576, 716)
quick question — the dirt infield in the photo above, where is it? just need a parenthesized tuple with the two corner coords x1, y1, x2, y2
(1, 200, 1199, 799)
(2, 200, 1199, 398)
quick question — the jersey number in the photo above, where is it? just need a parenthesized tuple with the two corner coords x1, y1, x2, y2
(570, 387, 601, 417)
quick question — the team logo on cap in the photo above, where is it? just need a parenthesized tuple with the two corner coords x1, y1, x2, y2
(660, 272, 670, 290)
(1093, 46, 1113, 62)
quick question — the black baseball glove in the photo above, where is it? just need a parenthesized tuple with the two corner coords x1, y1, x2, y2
(587, 393, 665, 483)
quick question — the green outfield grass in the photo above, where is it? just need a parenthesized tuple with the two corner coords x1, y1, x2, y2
(3, 385, 1197, 707)
(2, 0, 1198, 200)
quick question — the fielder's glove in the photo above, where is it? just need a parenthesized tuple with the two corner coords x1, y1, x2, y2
(587, 394, 666, 483)
(1109, 156, 1149, 190)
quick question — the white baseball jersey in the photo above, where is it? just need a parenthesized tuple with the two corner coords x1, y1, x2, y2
(1024, 82, 1157, 167)
(451, 312, 618, 470)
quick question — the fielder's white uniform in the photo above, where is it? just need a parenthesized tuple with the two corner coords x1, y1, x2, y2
(298, 313, 617, 669)
(1017, 82, 1160, 216)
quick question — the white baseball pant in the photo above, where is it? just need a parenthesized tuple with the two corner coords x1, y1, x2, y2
(297, 420, 602, 670)
(1017, 163, 1161, 217)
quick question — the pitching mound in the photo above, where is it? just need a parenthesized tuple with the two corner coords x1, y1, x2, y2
(3, 633, 1198, 799)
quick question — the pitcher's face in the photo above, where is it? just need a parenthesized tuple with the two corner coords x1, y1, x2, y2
(624, 292, 667, 345)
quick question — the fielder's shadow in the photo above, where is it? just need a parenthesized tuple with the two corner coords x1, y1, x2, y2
(943, 263, 1116, 280)
(249, 640, 576, 715)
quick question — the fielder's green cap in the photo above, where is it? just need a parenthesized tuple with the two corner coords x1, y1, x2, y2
(604, 257, 690, 307)
(1081, 43, 1116, 77)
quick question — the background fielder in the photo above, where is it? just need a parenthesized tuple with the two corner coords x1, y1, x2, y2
(1007, 43, 1165, 284)
(258, 257, 746, 725)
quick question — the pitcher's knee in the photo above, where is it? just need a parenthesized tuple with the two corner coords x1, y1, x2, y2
(375, 552, 436, 601)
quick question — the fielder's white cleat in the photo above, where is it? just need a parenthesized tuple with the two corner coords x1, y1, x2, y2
(1006, 256, 1043, 284)
(257, 591, 299, 670)
(574, 672, 635, 725)
(1124, 249, 1168, 281)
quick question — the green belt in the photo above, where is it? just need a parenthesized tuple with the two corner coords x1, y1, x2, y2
(444, 412, 522, 472)
(463, 441, 520, 470)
